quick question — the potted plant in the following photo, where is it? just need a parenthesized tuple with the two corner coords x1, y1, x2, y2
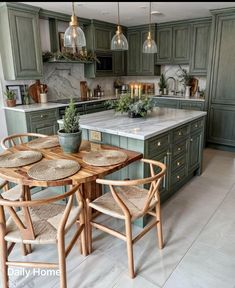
(177, 65, 193, 98)
(158, 73, 168, 95)
(57, 99, 82, 153)
(4, 89, 16, 107)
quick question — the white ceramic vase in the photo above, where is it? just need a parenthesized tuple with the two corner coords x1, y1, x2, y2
(185, 86, 191, 99)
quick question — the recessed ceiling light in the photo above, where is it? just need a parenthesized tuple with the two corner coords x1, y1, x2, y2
(151, 11, 163, 16)
(139, 5, 147, 9)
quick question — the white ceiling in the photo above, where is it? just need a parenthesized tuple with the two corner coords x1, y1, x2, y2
(22, 2, 235, 26)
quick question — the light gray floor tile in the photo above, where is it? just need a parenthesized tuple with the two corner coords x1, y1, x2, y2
(113, 273, 160, 288)
(163, 242, 235, 288)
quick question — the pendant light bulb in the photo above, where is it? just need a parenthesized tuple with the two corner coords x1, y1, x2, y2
(111, 2, 128, 51)
(64, 2, 86, 50)
(143, 2, 157, 53)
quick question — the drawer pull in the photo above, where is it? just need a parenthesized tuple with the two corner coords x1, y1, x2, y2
(157, 141, 161, 146)
(195, 124, 198, 128)
(40, 114, 47, 118)
(177, 147, 181, 151)
(177, 161, 181, 166)
(190, 138, 193, 142)
(177, 175, 180, 180)
(178, 131, 182, 136)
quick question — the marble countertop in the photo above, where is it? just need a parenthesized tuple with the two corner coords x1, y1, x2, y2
(2, 96, 117, 113)
(76, 108, 207, 140)
(154, 96, 205, 102)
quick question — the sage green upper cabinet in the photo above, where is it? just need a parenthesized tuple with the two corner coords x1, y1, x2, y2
(127, 30, 140, 75)
(113, 51, 126, 76)
(0, 2, 43, 80)
(94, 26, 112, 51)
(156, 21, 190, 65)
(190, 19, 211, 75)
(172, 24, 190, 64)
(127, 25, 160, 76)
(156, 27, 172, 64)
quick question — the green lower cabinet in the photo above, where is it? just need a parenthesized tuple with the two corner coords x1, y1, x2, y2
(153, 97, 205, 111)
(82, 115, 205, 227)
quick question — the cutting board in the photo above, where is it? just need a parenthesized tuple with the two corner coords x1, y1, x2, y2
(28, 80, 48, 103)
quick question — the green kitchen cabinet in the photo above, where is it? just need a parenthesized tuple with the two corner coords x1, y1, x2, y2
(5, 108, 59, 136)
(207, 8, 235, 149)
(172, 24, 190, 64)
(113, 51, 126, 76)
(180, 100, 205, 111)
(190, 20, 211, 75)
(127, 30, 141, 75)
(188, 131, 202, 172)
(127, 25, 160, 76)
(156, 27, 172, 64)
(94, 26, 113, 51)
(155, 21, 190, 65)
(0, 2, 43, 80)
(153, 98, 180, 109)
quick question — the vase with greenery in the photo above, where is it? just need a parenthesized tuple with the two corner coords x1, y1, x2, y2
(177, 65, 193, 98)
(158, 73, 168, 95)
(4, 89, 16, 107)
(105, 95, 153, 118)
(58, 99, 82, 153)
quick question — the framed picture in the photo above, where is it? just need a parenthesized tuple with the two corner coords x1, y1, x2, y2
(6, 85, 22, 105)
(59, 32, 73, 53)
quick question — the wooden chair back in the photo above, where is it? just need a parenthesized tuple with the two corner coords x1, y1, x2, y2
(0, 184, 83, 242)
(1, 133, 47, 150)
(96, 159, 166, 217)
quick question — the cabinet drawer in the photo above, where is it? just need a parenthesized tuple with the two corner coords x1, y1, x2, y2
(173, 125, 189, 142)
(172, 154, 186, 172)
(191, 118, 204, 133)
(171, 167, 187, 186)
(28, 109, 58, 123)
(148, 133, 170, 156)
(172, 140, 187, 158)
(85, 101, 105, 110)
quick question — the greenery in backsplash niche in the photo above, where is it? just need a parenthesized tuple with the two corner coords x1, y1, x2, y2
(42, 50, 100, 63)
(177, 65, 194, 87)
(105, 95, 154, 118)
(158, 73, 168, 93)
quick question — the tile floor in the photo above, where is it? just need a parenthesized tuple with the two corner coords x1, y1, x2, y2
(3, 148, 235, 288)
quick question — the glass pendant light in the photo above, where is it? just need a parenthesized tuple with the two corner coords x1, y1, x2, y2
(143, 2, 157, 53)
(111, 2, 128, 51)
(64, 2, 86, 52)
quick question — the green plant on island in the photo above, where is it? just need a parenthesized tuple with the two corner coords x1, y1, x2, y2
(63, 99, 80, 133)
(105, 95, 153, 118)
(4, 89, 16, 100)
(158, 73, 168, 93)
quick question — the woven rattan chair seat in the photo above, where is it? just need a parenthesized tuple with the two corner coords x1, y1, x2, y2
(89, 186, 157, 220)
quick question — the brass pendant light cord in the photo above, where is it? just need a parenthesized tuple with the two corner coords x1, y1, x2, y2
(72, 2, 75, 16)
(118, 2, 120, 27)
(149, 2, 152, 39)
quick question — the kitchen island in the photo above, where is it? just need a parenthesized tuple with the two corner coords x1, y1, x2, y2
(78, 108, 207, 226)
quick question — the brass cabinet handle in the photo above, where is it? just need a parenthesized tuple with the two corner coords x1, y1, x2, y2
(157, 141, 161, 146)
(177, 175, 180, 180)
(166, 152, 171, 155)
(40, 114, 47, 118)
(195, 124, 198, 128)
(190, 138, 193, 142)
(177, 147, 181, 151)
(178, 131, 182, 136)
(177, 161, 180, 166)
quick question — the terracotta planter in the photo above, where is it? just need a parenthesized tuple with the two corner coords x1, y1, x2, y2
(6, 99, 16, 107)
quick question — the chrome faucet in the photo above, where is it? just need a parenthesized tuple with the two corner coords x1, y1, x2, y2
(166, 77, 177, 95)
